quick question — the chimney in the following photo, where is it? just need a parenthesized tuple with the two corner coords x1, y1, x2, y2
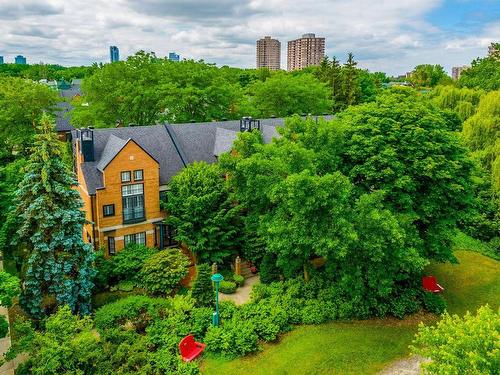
(80, 128, 95, 162)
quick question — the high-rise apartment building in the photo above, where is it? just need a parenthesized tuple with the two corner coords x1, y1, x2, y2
(168, 52, 180, 62)
(15, 55, 26, 64)
(110, 46, 120, 63)
(452, 66, 469, 80)
(287, 33, 325, 71)
(0, 56, 4, 64)
(256, 36, 281, 70)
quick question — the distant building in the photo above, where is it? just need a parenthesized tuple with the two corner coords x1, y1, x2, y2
(0, 56, 4, 64)
(110, 46, 120, 63)
(488, 42, 499, 60)
(15, 55, 26, 64)
(452, 66, 469, 80)
(168, 52, 180, 62)
(256, 36, 281, 70)
(287, 33, 325, 71)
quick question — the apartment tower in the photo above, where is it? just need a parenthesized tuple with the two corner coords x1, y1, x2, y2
(256, 36, 281, 70)
(287, 33, 325, 71)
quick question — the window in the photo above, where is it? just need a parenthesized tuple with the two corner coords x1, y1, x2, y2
(134, 169, 143, 181)
(121, 171, 131, 183)
(103, 204, 115, 217)
(124, 232, 146, 246)
(108, 237, 116, 255)
(122, 184, 145, 223)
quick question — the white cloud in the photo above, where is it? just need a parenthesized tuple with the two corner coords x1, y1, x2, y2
(0, 0, 496, 75)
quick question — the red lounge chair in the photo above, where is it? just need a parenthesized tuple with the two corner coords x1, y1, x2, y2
(179, 335, 206, 362)
(422, 276, 444, 293)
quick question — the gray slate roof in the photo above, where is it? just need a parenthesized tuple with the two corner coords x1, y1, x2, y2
(75, 116, 332, 194)
(55, 85, 81, 132)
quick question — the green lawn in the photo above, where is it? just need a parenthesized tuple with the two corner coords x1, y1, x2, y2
(202, 251, 500, 375)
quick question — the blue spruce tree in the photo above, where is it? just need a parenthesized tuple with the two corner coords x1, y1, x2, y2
(15, 114, 95, 317)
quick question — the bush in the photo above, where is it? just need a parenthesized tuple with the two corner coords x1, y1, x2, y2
(110, 244, 157, 283)
(139, 249, 190, 295)
(233, 274, 245, 287)
(237, 300, 290, 341)
(111, 280, 135, 292)
(259, 253, 280, 284)
(0, 315, 8, 338)
(422, 292, 447, 314)
(412, 305, 500, 374)
(301, 300, 330, 324)
(204, 319, 259, 357)
(219, 281, 237, 294)
(191, 263, 213, 307)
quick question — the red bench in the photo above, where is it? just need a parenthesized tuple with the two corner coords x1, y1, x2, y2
(179, 335, 206, 362)
(422, 276, 444, 293)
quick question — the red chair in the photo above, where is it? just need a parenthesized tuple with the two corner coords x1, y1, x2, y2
(422, 276, 444, 293)
(179, 335, 206, 362)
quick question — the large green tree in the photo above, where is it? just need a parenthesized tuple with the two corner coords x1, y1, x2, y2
(409, 64, 451, 88)
(0, 77, 59, 153)
(458, 56, 500, 91)
(14, 115, 95, 317)
(166, 161, 241, 263)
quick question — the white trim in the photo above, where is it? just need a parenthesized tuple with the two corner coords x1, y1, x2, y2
(159, 185, 170, 191)
(99, 217, 165, 232)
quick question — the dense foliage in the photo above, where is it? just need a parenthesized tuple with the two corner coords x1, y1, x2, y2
(0, 270, 20, 308)
(409, 64, 451, 88)
(13, 115, 95, 317)
(191, 263, 214, 307)
(139, 249, 190, 295)
(412, 305, 500, 374)
(166, 162, 241, 263)
(107, 243, 157, 284)
(458, 56, 500, 91)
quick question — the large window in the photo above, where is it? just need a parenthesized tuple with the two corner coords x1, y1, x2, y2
(124, 232, 146, 246)
(122, 183, 145, 223)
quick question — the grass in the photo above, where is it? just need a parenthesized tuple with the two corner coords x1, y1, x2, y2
(202, 250, 500, 375)
(427, 250, 500, 315)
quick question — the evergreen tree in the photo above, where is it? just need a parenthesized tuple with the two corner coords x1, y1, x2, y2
(342, 52, 358, 107)
(190, 263, 214, 307)
(14, 114, 95, 317)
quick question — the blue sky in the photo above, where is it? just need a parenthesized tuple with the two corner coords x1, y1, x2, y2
(0, 0, 498, 75)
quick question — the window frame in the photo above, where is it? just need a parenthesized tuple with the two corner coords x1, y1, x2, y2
(122, 183, 145, 224)
(103, 204, 115, 217)
(124, 232, 146, 247)
(133, 169, 144, 181)
(108, 237, 116, 255)
(121, 171, 131, 183)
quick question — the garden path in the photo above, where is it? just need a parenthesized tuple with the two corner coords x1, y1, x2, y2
(378, 355, 428, 374)
(219, 275, 260, 305)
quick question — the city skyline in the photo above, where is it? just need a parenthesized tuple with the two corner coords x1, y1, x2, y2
(0, 0, 498, 75)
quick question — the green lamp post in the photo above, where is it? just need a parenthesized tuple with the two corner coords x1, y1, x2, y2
(211, 273, 224, 326)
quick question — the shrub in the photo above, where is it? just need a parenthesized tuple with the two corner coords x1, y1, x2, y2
(110, 244, 157, 283)
(191, 263, 213, 307)
(0, 315, 8, 338)
(301, 300, 330, 324)
(422, 292, 447, 314)
(412, 305, 500, 374)
(93, 249, 114, 290)
(204, 319, 259, 357)
(112, 280, 135, 292)
(189, 307, 213, 338)
(237, 300, 290, 341)
(233, 274, 245, 287)
(139, 249, 190, 296)
(219, 281, 237, 294)
(259, 253, 281, 284)
(0, 270, 20, 308)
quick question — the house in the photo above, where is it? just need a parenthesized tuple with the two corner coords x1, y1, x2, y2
(73, 118, 288, 256)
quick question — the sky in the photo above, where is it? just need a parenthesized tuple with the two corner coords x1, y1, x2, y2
(0, 0, 498, 76)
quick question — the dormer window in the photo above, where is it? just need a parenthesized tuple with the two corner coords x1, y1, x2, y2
(134, 169, 143, 181)
(121, 171, 131, 183)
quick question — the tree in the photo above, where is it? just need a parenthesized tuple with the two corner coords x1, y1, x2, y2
(190, 263, 214, 307)
(0, 271, 20, 308)
(342, 52, 359, 106)
(458, 56, 500, 91)
(249, 72, 331, 117)
(139, 249, 190, 295)
(166, 161, 241, 264)
(0, 77, 59, 153)
(14, 115, 95, 317)
(412, 305, 500, 374)
(409, 64, 451, 88)
(5, 305, 107, 373)
(108, 244, 157, 284)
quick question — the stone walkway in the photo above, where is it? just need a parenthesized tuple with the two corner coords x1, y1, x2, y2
(219, 275, 259, 305)
(378, 355, 428, 375)
(0, 260, 14, 375)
